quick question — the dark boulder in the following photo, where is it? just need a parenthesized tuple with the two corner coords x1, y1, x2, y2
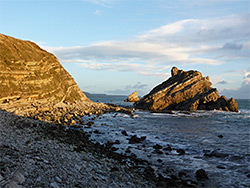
(128, 135, 146, 144)
(195, 169, 208, 180)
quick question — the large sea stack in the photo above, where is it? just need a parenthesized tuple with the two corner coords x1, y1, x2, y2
(135, 67, 238, 112)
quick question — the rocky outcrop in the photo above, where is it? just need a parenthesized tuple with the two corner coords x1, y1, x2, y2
(0, 34, 89, 104)
(135, 67, 238, 112)
(124, 91, 139, 102)
(0, 34, 134, 117)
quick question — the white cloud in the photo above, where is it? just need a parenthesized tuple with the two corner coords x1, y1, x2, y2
(106, 82, 148, 95)
(221, 70, 250, 99)
(44, 14, 249, 78)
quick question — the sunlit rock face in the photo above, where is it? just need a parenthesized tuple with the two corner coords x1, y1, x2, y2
(0, 34, 90, 104)
(125, 91, 139, 102)
(135, 67, 238, 112)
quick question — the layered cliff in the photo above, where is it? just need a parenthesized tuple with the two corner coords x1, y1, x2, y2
(135, 67, 238, 112)
(0, 34, 90, 104)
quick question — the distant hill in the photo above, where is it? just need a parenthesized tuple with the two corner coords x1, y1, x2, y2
(84, 91, 127, 98)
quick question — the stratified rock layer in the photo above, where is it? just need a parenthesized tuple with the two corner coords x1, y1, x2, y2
(135, 67, 238, 112)
(0, 34, 134, 118)
(124, 91, 139, 102)
(0, 34, 89, 104)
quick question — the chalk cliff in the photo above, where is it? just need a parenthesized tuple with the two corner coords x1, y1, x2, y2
(135, 67, 238, 112)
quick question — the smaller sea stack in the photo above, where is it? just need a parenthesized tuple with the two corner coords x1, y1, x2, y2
(124, 91, 139, 102)
(135, 67, 238, 112)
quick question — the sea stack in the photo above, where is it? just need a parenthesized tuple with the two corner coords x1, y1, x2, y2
(135, 67, 238, 112)
(124, 91, 140, 102)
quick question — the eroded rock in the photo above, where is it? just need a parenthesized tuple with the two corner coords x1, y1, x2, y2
(135, 67, 238, 112)
(124, 91, 139, 102)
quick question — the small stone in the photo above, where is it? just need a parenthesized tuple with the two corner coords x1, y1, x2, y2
(0, 174, 4, 181)
(128, 135, 146, 144)
(125, 149, 131, 153)
(154, 149, 163, 154)
(36, 176, 41, 182)
(163, 144, 172, 151)
(121, 130, 128, 136)
(114, 140, 120, 144)
(86, 121, 94, 127)
(55, 176, 62, 183)
(7, 180, 21, 188)
(111, 147, 119, 151)
(93, 129, 101, 134)
(157, 159, 162, 162)
(217, 165, 226, 169)
(176, 148, 185, 155)
(195, 169, 208, 180)
(178, 171, 187, 177)
(12, 171, 25, 184)
(111, 167, 119, 172)
(153, 144, 162, 150)
(50, 182, 60, 188)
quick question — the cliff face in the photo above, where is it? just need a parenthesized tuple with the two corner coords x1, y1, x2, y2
(135, 67, 238, 112)
(0, 34, 90, 104)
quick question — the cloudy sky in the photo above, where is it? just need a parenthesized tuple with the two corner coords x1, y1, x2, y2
(0, 0, 249, 98)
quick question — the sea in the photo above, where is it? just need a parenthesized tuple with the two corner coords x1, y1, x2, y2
(83, 95, 250, 187)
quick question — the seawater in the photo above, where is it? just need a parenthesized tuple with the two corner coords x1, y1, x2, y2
(83, 97, 250, 187)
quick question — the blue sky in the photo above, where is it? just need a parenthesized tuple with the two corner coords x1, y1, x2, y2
(0, 0, 249, 98)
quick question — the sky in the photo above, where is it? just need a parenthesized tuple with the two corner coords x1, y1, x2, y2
(0, 0, 249, 99)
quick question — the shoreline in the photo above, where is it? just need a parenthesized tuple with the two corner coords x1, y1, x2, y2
(0, 108, 195, 187)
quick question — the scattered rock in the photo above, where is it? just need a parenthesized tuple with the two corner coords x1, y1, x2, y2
(154, 149, 163, 155)
(86, 121, 94, 127)
(157, 159, 162, 163)
(217, 165, 226, 169)
(128, 135, 146, 144)
(153, 144, 163, 150)
(218, 134, 223, 138)
(12, 171, 25, 184)
(111, 167, 119, 172)
(50, 182, 60, 188)
(178, 171, 187, 177)
(121, 130, 128, 136)
(55, 176, 62, 183)
(204, 150, 229, 158)
(163, 144, 172, 151)
(195, 169, 208, 180)
(176, 149, 185, 155)
(93, 129, 102, 134)
(114, 140, 120, 144)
